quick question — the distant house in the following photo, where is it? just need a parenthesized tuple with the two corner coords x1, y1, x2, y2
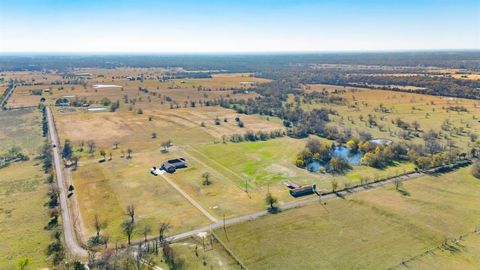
(161, 158, 187, 173)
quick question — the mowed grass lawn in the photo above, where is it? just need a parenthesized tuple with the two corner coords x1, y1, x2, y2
(214, 166, 480, 270)
(0, 109, 51, 269)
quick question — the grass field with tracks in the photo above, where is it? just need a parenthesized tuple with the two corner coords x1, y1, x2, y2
(214, 165, 480, 269)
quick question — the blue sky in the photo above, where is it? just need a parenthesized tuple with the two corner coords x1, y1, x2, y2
(0, 0, 479, 52)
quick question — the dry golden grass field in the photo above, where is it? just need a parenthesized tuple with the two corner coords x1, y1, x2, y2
(7, 71, 267, 109)
(0, 109, 51, 269)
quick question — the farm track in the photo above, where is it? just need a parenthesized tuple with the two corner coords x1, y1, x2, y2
(0, 84, 15, 109)
(159, 173, 219, 223)
(46, 107, 88, 258)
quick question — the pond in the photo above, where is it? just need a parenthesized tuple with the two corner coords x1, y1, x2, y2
(332, 146, 364, 165)
(306, 145, 364, 172)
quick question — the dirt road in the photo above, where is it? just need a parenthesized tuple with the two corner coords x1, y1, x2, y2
(46, 107, 88, 257)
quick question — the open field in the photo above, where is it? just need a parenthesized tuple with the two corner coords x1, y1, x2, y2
(7, 71, 267, 109)
(214, 165, 480, 269)
(50, 80, 480, 246)
(150, 236, 241, 270)
(0, 109, 51, 269)
(404, 232, 480, 269)
(53, 106, 284, 241)
(302, 84, 480, 151)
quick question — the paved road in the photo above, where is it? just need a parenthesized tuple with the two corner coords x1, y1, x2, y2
(46, 107, 88, 257)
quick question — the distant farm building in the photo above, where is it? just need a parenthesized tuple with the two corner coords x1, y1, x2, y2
(73, 72, 93, 78)
(161, 158, 187, 173)
(289, 185, 315, 197)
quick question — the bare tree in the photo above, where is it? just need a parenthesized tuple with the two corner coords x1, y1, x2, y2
(71, 156, 79, 170)
(159, 222, 170, 244)
(93, 214, 108, 238)
(202, 172, 211, 186)
(142, 224, 151, 245)
(161, 140, 172, 152)
(121, 219, 135, 245)
(87, 140, 96, 153)
(126, 204, 135, 223)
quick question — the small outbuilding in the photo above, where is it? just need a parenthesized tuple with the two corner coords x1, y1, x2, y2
(289, 185, 315, 197)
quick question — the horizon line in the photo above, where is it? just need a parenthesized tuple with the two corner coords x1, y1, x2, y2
(0, 48, 479, 56)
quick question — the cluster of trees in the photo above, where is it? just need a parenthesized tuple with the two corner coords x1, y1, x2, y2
(38, 117, 65, 267)
(84, 204, 186, 270)
(294, 70, 480, 99)
(3, 52, 479, 73)
(228, 129, 285, 143)
(360, 144, 405, 168)
(0, 146, 28, 167)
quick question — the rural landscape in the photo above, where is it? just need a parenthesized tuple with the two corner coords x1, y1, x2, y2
(1, 0, 479, 269)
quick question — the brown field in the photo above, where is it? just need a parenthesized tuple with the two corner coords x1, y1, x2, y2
(7, 71, 267, 109)
(53, 105, 284, 241)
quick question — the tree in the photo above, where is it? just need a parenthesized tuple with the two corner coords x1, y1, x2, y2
(161, 140, 172, 152)
(73, 261, 86, 270)
(202, 172, 211, 186)
(62, 139, 73, 161)
(159, 222, 170, 244)
(470, 133, 478, 142)
(99, 150, 106, 161)
(126, 204, 135, 223)
(412, 120, 421, 131)
(87, 140, 96, 153)
(329, 157, 351, 174)
(127, 148, 133, 159)
(152, 132, 157, 139)
(71, 156, 79, 170)
(113, 141, 119, 149)
(331, 179, 338, 192)
(265, 192, 278, 210)
(121, 219, 135, 245)
(93, 214, 107, 238)
(142, 224, 151, 245)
